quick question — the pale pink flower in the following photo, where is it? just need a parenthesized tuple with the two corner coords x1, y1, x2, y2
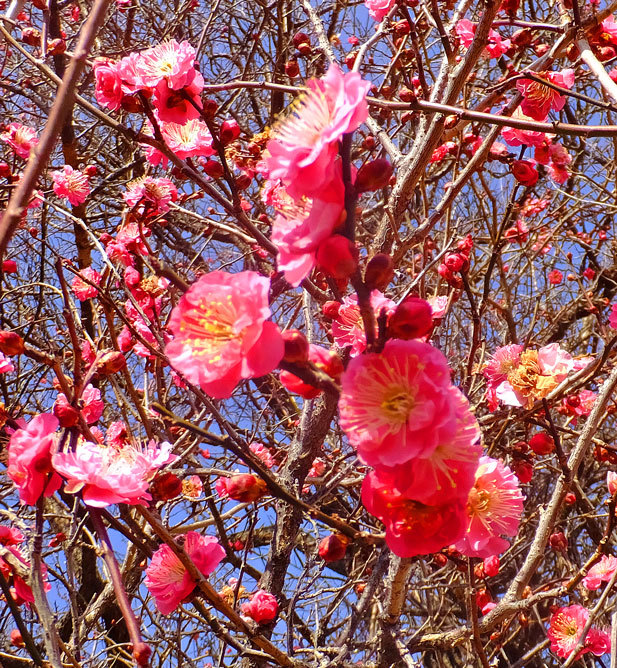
(51, 165, 90, 206)
(582, 555, 617, 590)
(144, 532, 225, 615)
(165, 271, 284, 399)
(134, 40, 197, 90)
(0, 123, 38, 159)
(482, 344, 523, 390)
(375, 387, 481, 505)
(249, 442, 276, 469)
(516, 69, 575, 121)
(338, 339, 460, 467)
(537, 342, 574, 378)
(610, 303, 617, 330)
(362, 471, 467, 557)
(0, 353, 14, 374)
(428, 295, 448, 319)
(455, 19, 511, 59)
(266, 64, 370, 199)
(71, 267, 102, 301)
(124, 176, 178, 214)
(501, 109, 551, 148)
(241, 590, 278, 624)
(92, 58, 124, 111)
(364, 0, 395, 21)
(52, 439, 177, 507)
(270, 176, 345, 286)
(559, 389, 596, 423)
(8, 414, 61, 505)
(331, 290, 396, 356)
(454, 456, 524, 558)
(115, 52, 145, 94)
(548, 605, 610, 659)
(143, 119, 215, 167)
(608, 471, 617, 496)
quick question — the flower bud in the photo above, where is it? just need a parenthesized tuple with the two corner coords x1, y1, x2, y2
(292, 31, 310, 47)
(10, 629, 24, 648)
(318, 533, 350, 562)
(133, 642, 152, 667)
(528, 432, 555, 456)
(282, 330, 310, 364)
(355, 158, 394, 192)
(512, 459, 533, 483)
(316, 235, 359, 280)
(511, 159, 539, 187)
(2, 259, 17, 273)
(54, 401, 80, 428)
(0, 331, 24, 356)
(549, 531, 568, 552)
(285, 60, 300, 77)
(202, 160, 224, 178)
(564, 492, 576, 506)
(388, 297, 433, 340)
(476, 588, 492, 610)
(0, 162, 11, 178)
(97, 351, 127, 375)
(322, 301, 341, 319)
(511, 28, 532, 47)
(225, 474, 268, 503)
(483, 555, 500, 577)
(364, 254, 394, 291)
(219, 120, 241, 145)
(443, 252, 465, 273)
(150, 472, 183, 501)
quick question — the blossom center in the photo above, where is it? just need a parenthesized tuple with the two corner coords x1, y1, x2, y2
(380, 387, 415, 422)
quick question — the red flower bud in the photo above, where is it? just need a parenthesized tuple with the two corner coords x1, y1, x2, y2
(475, 588, 492, 610)
(225, 474, 268, 503)
(282, 330, 310, 364)
(364, 254, 394, 291)
(322, 301, 341, 319)
(318, 534, 350, 562)
(393, 19, 410, 35)
(0, 331, 24, 356)
(297, 42, 312, 56)
(355, 158, 394, 192)
(388, 297, 433, 340)
(483, 555, 500, 577)
(202, 98, 218, 118)
(53, 401, 80, 428)
(511, 159, 539, 187)
(97, 351, 127, 375)
(219, 120, 241, 145)
(0, 162, 11, 178)
(2, 259, 17, 273)
(10, 629, 24, 648)
(150, 472, 183, 501)
(528, 432, 555, 456)
(564, 492, 576, 506)
(316, 235, 359, 280)
(285, 60, 300, 77)
(549, 531, 568, 552)
(133, 642, 152, 667)
(443, 252, 465, 273)
(202, 160, 224, 178)
(292, 31, 310, 47)
(433, 553, 447, 567)
(511, 28, 532, 47)
(512, 459, 533, 483)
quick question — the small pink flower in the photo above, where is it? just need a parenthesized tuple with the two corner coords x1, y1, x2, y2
(182, 475, 203, 498)
(106, 421, 128, 447)
(153, 72, 204, 124)
(364, 0, 395, 21)
(52, 439, 177, 507)
(608, 471, 617, 496)
(51, 165, 91, 206)
(501, 110, 551, 148)
(548, 605, 610, 659)
(482, 344, 523, 391)
(249, 442, 276, 469)
(266, 64, 370, 200)
(8, 414, 61, 505)
(537, 342, 574, 379)
(454, 456, 524, 558)
(455, 19, 510, 58)
(144, 532, 225, 615)
(124, 176, 178, 214)
(339, 339, 461, 467)
(142, 119, 215, 167)
(166, 271, 284, 399)
(241, 590, 278, 624)
(0, 353, 14, 374)
(0, 123, 38, 159)
(582, 555, 617, 590)
(516, 69, 575, 121)
(331, 290, 396, 356)
(71, 267, 102, 301)
(428, 295, 448, 319)
(134, 40, 197, 90)
(92, 58, 124, 111)
(362, 471, 467, 557)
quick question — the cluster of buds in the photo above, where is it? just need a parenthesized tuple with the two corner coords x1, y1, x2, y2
(437, 234, 473, 288)
(509, 440, 534, 483)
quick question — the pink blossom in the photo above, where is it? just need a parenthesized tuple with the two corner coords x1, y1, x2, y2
(454, 456, 524, 558)
(0, 525, 24, 546)
(609, 471, 617, 496)
(537, 342, 574, 378)
(106, 223, 150, 266)
(8, 413, 61, 505)
(428, 295, 448, 319)
(455, 19, 511, 58)
(582, 555, 617, 590)
(364, 0, 395, 21)
(0, 545, 50, 605)
(143, 119, 215, 167)
(270, 176, 345, 286)
(339, 339, 462, 467)
(52, 439, 177, 507)
(482, 344, 523, 391)
(56, 384, 104, 424)
(501, 110, 551, 148)
(144, 532, 225, 615)
(249, 442, 276, 469)
(548, 605, 610, 659)
(362, 471, 467, 557)
(331, 290, 396, 356)
(124, 176, 178, 214)
(241, 590, 279, 624)
(307, 457, 326, 479)
(153, 72, 204, 124)
(71, 267, 102, 301)
(516, 69, 575, 121)
(559, 389, 596, 423)
(106, 421, 128, 447)
(133, 40, 197, 90)
(0, 123, 38, 159)
(51, 165, 91, 206)
(182, 475, 203, 498)
(0, 353, 14, 374)
(266, 64, 370, 199)
(92, 58, 124, 111)
(166, 271, 284, 399)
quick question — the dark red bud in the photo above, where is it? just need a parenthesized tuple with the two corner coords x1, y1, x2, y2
(0, 331, 24, 356)
(318, 534, 350, 562)
(389, 297, 433, 340)
(282, 330, 310, 364)
(364, 253, 394, 291)
(316, 235, 359, 280)
(53, 402, 80, 428)
(355, 158, 394, 192)
(97, 351, 127, 375)
(150, 472, 183, 501)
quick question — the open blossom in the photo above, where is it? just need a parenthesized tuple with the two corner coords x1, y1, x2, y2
(166, 271, 284, 399)
(558, 389, 596, 423)
(454, 456, 524, 558)
(92, 58, 124, 111)
(339, 339, 463, 467)
(124, 176, 178, 214)
(241, 590, 279, 624)
(133, 40, 197, 90)
(249, 442, 276, 469)
(482, 344, 523, 391)
(516, 69, 575, 121)
(55, 384, 104, 425)
(142, 119, 215, 167)
(548, 605, 610, 659)
(582, 555, 617, 590)
(52, 439, 177, 507)
(0, 123, 38, 159)
(501, 109, 551, 148)
(71, 267, 102, 301)
(0, 352, 14, 374)
(266, 64, 370, 199)
(144, 532, 225, 615)
(51, 166, 91, 206)
(364, 0, 395, 21)
(362, 471, 467, 557)
(331, 291, 396, 356)
(455, 19, 511, 59)
(8, 414, 61, 505)
(0, 544, 51, 605)
(153, 72, 204, 124)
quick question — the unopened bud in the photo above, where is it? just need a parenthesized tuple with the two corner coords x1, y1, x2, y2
(225, 474, 268, 503)
(388, 297, 433, 340)
(282, 330, 309, 364)
(53, 402, 80, 428)
(528, 432, 555, 456)
(150, 472, 183, 501)
(318, 534, 350, 562)
(355, 159, 393, 192)
(0, 331, 24, 356)
(316, 235, 359, 280)
(364, 253, 394, 291)
(97, 351, 127, 375)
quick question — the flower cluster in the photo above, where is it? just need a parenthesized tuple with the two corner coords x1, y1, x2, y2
(547, 605, 610, 659)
